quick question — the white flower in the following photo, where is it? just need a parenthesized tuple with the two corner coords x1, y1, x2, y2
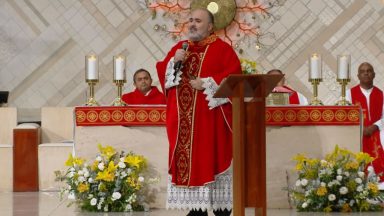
(112, 192, 122, 201)
(69, 167, 76, 172)
(125, 204, 132, 211)
(358, 171, 365, 178)
(127, 168, 132, 175)
(118, 161, 126, 169)
(320, 182, 326, 187)
(336, 175, 343, 181)
(301, 202, 308, 208)
(328, 181, 334, 187)
(339, 186, 348, 195)
(84, 171, 89, 178)
(367, 166, 374, 173)
(104, 205, 108, 212)
(356, 185, 363, 192)
(328, 194, 336, 201)
(295, 179, 301, 187)
(96, 155, 102, 161)
(355, 177, 362, 184)
(78, 176, 85, 182)
(349, 199, 355, 206)
(300, 179, 308, 186)
(78, 170, 84, 176)
(68, 172, 74, 178)
(337, 168, 343, 175)
(90, 198, 97, 206)
(120, 157, 125, 162)
(138, 176, 144, 182)
(88, 178, 94, 183)
(344, 171, 350, 177)
(120, 171, 127, 178)
(68, 191, 76, 200)
(98, 162, 105, 171)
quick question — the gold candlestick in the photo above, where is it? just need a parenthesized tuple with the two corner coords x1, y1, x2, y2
(85, 80, 99, 106)
(309, 78, 323, 105)
(111, 80, 126, 106)
(85, 54, 99, 106)
(335, 79, 351, 105)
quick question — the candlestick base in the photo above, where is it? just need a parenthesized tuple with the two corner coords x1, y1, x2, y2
(85, 80, 99, 106)
(112, 80, 126, 106)
(335, 99, 352, 106)
(309, 78, 323, 106)
(111, 97, 126, 106)
(86, 97, 99, 106)
(310, 98, 323, 106)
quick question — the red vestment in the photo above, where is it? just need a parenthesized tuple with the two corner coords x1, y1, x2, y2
(283, 85, 300, 104)
(156, 35, 241, 186)
(351, 85, 384, 181)
(121, 86, 165, 105)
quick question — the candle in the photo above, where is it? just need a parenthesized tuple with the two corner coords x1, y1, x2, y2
(114, 56, 125, 81)
(309, 54, 321, 79)
(86, 55, 98, 80)
(337, 55, 350, 79)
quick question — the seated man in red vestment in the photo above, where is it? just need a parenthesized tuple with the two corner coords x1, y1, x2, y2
(267, 69, 308, 105)
(346, 62, 384, 188)
(156, 8, 241, 216)
(122, 68, 165, 105)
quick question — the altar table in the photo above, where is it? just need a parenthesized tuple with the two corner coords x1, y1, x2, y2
(74, 105, 361, 208)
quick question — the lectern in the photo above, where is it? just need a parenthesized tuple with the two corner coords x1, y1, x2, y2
(214, 74, 283, 216)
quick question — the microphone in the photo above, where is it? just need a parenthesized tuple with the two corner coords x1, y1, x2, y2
(173, 42, 189, 73)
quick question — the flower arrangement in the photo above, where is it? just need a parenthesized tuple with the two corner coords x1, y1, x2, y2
(240, 58, 257, 74)
(57, 144, 158, 212)
(290, 145, 383, 212)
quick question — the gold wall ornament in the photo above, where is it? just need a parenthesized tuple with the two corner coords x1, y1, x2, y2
(190, 0, 236, 30)
(146, 0, 283, 51)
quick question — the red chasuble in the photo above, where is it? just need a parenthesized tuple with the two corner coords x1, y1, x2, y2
(351, 85, 384, 181)
(283, 85, 300, 104)
(121, 86, 165, 105)
(156, 35, 241, 186)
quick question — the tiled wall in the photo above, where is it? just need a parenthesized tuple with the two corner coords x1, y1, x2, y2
(0, 0, 383, 121)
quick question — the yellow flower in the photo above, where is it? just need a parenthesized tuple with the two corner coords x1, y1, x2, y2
(96, 169, 114, 182)
(91, 160, 99, 171)
(65, 154, 84, 167)
(316, 186, 327, 196)
(341, 203, 352, 212)
(324, 205, 332, 213)
(240, 59, 257, 74)
(98, 144, 116, 159)
(125, 155, 146, 169)
(345, 161, 359, 170)
(355, 152, 374, 164)
(367, 182, 379, 195)
(77, 183, 89, 193)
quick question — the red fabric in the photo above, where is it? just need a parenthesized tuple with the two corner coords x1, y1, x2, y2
(121, 86, 165, 105)
(351, 85, 384, 181)
(156, 35, 241, 186)
(283, 85, 300, 104)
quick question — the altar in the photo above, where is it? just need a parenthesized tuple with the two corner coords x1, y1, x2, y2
(73, 105, 361, 208)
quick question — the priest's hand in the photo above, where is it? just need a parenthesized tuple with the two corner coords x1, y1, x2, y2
(363, 125, 378, 136)
(190, 78, 204, 90)
(174, 49, 186, 63)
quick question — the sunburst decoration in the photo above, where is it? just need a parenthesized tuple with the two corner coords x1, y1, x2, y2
(143, 0, 285, 54)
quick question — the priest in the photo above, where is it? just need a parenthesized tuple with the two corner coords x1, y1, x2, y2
(346, 62, 384, 187)
(156, 8, 241, 216)
(122, 68, 165, 105)
(267, 69, 308, 105)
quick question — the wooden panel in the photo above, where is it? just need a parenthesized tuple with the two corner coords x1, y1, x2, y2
(13, 129, 40, 191)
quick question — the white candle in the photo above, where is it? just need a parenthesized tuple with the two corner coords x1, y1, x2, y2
(337, 55, 349, 79)
(309, 54, 321, 79)
(114, 56, 125, 80)
(86, 55, 98, 80)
